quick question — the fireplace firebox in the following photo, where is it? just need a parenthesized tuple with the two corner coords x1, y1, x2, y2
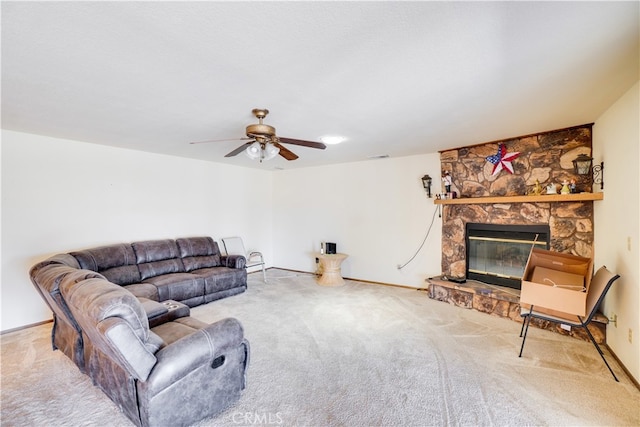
(465, 223, 550, 289)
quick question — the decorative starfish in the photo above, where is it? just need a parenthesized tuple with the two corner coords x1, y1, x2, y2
(486, 143, 520, 176)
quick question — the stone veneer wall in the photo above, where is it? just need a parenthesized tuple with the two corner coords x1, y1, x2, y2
(440, 124, 595, 278)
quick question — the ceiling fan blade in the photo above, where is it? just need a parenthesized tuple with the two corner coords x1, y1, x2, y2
(274, 142, 299, 161)
(190, 137, 252, 145)
(278, 137, 326, 150)
(224, 141, 254, 157)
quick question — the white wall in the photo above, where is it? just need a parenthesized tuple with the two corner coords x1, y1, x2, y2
(272, 154, 443, 287)
(1, 130, 273, 332)
(1, 131, 443, 332)
(593, 81, 640, 382)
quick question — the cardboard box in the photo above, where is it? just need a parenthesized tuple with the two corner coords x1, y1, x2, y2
(530, 267, 585, 290)
(519, 248, 593, 321)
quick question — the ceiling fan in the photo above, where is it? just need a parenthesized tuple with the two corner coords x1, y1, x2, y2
(190, 108, 326, 162)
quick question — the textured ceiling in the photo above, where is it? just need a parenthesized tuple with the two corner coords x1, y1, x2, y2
(2, 1, 638, 170)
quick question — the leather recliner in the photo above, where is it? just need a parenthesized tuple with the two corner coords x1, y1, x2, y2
(59, 274, 249, 427)
(29, 236, 248, 374)
(29, 237, 250, 425)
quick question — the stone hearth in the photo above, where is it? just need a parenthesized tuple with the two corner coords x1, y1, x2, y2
(427, 277, 607, 344)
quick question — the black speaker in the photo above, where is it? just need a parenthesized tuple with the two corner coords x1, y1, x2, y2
(325, 242, 336, 254)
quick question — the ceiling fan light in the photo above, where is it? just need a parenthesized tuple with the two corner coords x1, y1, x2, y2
(245, 141, 262, 160)
(263, 143, 280, 160)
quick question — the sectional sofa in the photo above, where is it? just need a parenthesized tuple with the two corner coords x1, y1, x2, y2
(29, 236, 249, 427)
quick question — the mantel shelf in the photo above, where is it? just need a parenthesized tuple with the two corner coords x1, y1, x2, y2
(434, 192, 603, 205)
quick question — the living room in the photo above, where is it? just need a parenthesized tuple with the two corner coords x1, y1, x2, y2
(1, 2, 639, 425)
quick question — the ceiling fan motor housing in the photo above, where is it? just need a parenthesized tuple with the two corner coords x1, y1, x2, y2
(246, 123, 276, 140)
(246, 109, 276, 140)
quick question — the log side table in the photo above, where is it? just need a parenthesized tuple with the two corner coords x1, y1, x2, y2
(316, 253, 349, 286)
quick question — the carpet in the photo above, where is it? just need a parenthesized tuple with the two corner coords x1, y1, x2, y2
(1, 269, 639, 426)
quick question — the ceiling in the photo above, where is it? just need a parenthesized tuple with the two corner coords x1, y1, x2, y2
(2, 2, 638, 170)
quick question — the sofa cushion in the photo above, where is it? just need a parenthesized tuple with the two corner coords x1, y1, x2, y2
(71, 244, 141, 285)
(176, 237, 222, 271)
(142, 273, 205, 304)
(61, 277, 150, 341)
(150, 317, 207, 346)
(32, 264, 103, 306)
(123, 282, 159, 301)
(191, 266, 247, 294)
(132, 239, 185, 280)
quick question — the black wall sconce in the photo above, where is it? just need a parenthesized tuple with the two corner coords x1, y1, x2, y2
(421, 174, 433, 198)
(572, 154, 604, 190)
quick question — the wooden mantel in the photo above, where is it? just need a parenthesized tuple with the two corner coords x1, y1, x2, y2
(434, 192, 603, 205)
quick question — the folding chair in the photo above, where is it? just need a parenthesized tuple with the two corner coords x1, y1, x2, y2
(519, 266, 621, 381)
(222, 236, 266, 282)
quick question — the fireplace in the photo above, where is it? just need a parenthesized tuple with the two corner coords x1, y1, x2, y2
(465, 223, 550, 290)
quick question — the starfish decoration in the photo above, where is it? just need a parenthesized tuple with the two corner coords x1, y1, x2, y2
(486, 143, 520, 176)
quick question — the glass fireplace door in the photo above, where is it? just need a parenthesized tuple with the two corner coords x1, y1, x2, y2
(465, 223, 550, 289)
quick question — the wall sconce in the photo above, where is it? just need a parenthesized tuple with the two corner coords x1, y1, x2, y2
(421, 174, 433, 198)
(572, 154, 604, 190)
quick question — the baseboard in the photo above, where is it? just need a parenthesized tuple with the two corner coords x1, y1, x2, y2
(270, 267, 423, 290)
(1, 319, 52, 335)
(342, 276, 423, 291)
(606, 344, 640, 390)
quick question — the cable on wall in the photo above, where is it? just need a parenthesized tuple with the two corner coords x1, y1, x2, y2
(397, 205, 440, 270)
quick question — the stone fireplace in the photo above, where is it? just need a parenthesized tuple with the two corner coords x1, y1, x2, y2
(426, 123, 607, 343)
(438, 124, 597, 282)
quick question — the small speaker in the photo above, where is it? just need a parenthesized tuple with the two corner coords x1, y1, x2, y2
(325, 242, 337, 254)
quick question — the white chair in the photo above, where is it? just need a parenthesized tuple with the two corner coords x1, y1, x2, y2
(222, 237, 266, 282)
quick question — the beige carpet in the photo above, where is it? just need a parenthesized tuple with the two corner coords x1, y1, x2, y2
(2, 269, 639, 426)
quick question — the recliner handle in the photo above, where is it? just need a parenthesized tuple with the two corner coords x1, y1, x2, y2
(211, 355, 225, 369)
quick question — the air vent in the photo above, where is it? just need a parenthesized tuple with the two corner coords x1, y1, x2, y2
(367, 154, 390, 160)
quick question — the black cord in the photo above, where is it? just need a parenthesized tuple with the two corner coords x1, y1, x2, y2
(397, 205, 440, 270)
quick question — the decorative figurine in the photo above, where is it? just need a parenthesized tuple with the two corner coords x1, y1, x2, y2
(530, 179, 543, 196)
(442, 171, 452, 193)
(546, 183, 557, 194)
(561, 180, 571, 194)
(570, 179, 577, 194)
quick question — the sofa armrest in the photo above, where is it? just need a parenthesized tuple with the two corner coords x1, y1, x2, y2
(139, 298, 168, 319)
(221, 255, 246, 269)
(142, 318, 245, 394)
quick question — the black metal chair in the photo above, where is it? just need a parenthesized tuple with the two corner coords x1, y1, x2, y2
(519, 266, 621, 381)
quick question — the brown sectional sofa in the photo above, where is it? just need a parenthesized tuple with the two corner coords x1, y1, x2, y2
(29, 236, 249, 427)
(70, 236, 247, 306)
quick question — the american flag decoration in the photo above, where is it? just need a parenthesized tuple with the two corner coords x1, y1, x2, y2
(486, 143, 520, 176)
